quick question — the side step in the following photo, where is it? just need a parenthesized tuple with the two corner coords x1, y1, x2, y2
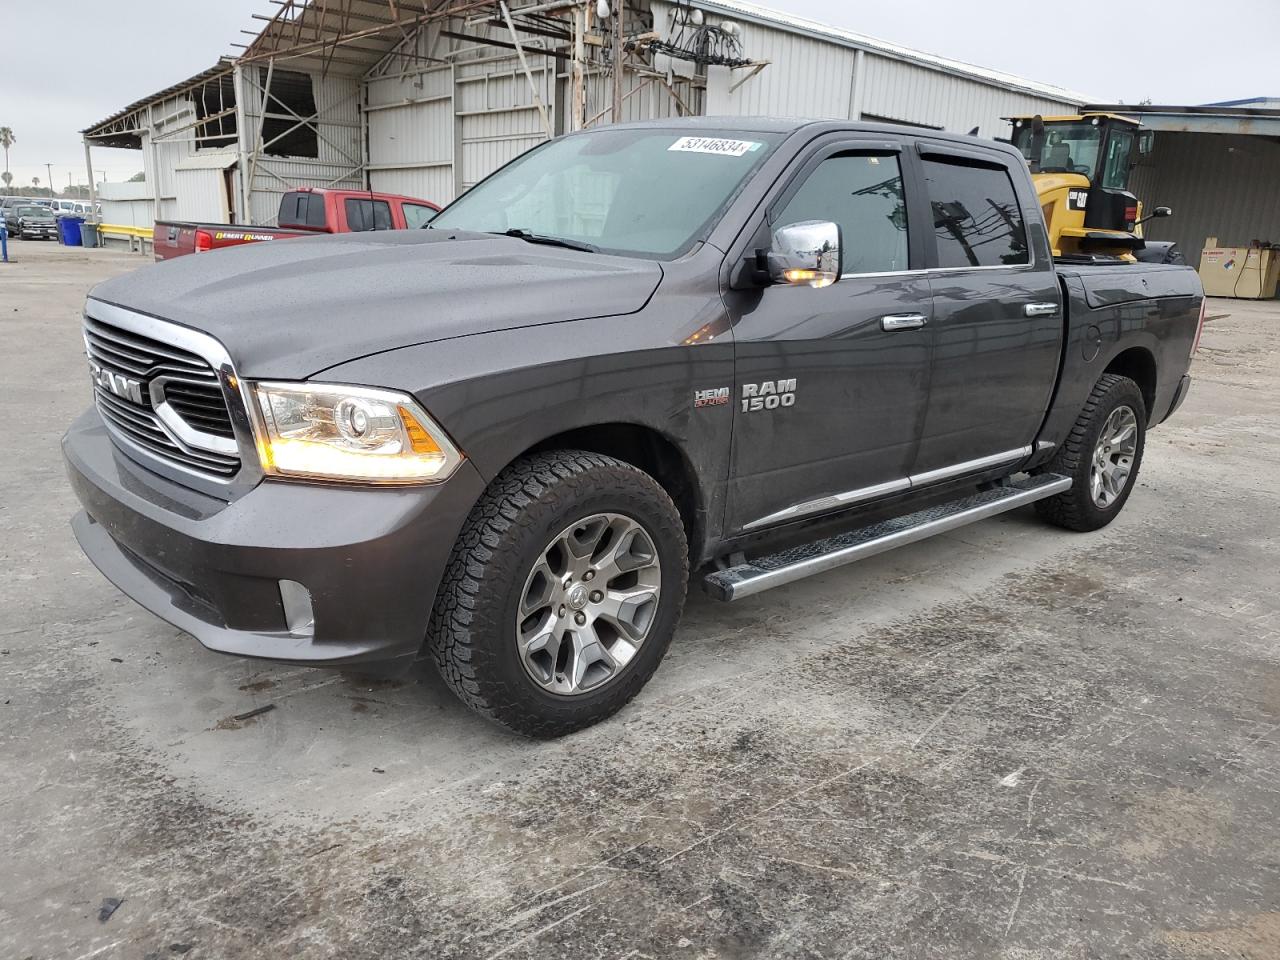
(703, 473, 1072, 601)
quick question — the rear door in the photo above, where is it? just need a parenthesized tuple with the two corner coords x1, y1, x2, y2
(723, 135, 934, 534)
(910, 142, 1063, 482)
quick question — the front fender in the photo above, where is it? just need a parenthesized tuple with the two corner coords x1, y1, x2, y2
(318, 285, 735, 542)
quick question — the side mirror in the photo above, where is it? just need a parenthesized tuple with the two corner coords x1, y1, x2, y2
(1153, 205, 1172, 218)
(1138, 131, 1155, 156)
(765, 220, 842, 288)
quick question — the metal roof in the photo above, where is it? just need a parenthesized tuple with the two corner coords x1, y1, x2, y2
(1083, 102, 1280, 137)
(691, 0, 1095, 106)
(82, 62, 234, 143)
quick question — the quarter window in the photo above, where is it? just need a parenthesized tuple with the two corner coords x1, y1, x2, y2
(776, 153, 910, 275)
(922, 157, 1029, 268)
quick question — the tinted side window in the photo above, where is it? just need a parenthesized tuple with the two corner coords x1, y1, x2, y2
(403, 203, 437, 229)
(776, 153, 909, 275)
(304, 194, 326, 227)
(344, 198, 393, 232)
(921, 157, 1029, 268)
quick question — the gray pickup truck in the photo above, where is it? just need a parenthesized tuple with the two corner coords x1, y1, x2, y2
(63, 118, 1204, 737)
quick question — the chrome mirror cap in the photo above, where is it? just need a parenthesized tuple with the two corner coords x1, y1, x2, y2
(768, 220, 842, 288)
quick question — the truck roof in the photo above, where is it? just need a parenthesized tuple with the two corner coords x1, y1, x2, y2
(290, 185, 437, 205)
(589, 116, 1027, 163)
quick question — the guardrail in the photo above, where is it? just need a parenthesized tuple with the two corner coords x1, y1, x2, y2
(97, 224, 153, 255)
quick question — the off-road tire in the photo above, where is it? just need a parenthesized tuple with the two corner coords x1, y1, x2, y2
(1035, 373, 1147, 532)
(428, 450, 688, 738)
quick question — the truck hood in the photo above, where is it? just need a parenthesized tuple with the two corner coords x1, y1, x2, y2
(88, 229, 663, 379)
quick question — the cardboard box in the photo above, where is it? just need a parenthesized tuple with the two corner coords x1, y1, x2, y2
(1198, 238, 1280, 299)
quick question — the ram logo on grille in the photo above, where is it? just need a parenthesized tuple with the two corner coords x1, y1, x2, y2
(89, 358, 145, 406)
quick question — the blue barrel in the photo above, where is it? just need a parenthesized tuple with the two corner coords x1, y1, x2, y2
(58, 216, 84, 246)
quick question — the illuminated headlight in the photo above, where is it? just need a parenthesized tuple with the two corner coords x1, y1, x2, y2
(249, 382, 463, 484)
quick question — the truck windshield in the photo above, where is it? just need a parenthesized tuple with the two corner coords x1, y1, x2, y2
(430, 128, 782, 258)
(1013, 121, 1103, 178)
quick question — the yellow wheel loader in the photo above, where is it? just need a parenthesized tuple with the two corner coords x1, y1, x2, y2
(1007, 112, 1176, 263)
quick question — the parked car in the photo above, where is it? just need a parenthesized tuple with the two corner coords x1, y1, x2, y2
(64, 118, 1204, 737)
(4, 203, 57, 239)
(153, 187, 441, 261)
(49, 199, 92, 217)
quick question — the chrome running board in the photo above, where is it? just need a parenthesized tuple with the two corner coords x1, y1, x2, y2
(703, 473, 1072, 602)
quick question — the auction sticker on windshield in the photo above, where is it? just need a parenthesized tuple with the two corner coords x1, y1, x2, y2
(668, 136, 763, 157)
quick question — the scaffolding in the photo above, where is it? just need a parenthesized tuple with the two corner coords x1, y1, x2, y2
(81, 0, 764, 225)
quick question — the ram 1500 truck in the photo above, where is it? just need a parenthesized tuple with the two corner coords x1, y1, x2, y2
(153, 186, 441, 261)
(63, 118, 1204, 737)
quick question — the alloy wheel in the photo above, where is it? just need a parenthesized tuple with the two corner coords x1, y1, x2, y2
(515, 513, 662, 696)
(1090, 405, 1138, 508)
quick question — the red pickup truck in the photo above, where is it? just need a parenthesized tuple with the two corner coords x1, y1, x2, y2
(153, 187, 441, 261)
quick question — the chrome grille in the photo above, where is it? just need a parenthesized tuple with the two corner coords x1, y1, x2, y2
(84, 313, 241, 479)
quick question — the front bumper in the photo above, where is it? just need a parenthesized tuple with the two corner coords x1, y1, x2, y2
(63, 408, 484, 669)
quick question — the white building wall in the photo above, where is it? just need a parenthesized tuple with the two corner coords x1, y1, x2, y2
(858, 55, 1078, 138)
(366, 63, 455, 203)
(97, 180, 156, 228)
(687, 7, 1078, 138)
(703, 26, 857, 118)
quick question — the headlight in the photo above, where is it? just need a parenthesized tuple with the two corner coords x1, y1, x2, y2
(249, 381, 463, 484)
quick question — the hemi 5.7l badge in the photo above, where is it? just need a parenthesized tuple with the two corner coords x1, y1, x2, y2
(694, 387, 730, 408)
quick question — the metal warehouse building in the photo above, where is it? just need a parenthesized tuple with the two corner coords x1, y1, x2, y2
(1094, 100, 1280, 268)
(81, 0, 1089, 232)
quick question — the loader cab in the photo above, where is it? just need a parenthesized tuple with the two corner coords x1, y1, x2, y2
(1008, 113, 1153, 260)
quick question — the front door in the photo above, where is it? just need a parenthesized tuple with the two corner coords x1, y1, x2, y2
(911, 147, 1063, 481)
(723, 142, 933, 534)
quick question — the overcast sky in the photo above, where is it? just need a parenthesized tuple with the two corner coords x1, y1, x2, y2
(1, 0, 1275, 191)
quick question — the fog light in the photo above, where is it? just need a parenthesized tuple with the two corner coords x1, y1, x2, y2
(279, 580, 314, 637)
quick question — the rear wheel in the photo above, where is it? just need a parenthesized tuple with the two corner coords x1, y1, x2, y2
(429, 450, 688, 737)
(1035, 373, 1147, 532)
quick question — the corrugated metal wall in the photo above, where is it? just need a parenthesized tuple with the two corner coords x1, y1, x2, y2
(455, 55, 555, 192)
(366, 62, 455, 203)
(700, 17, 1075, 138)
(240, 70, 365, 225)
(703, 24, 857, 117)
(858, 56, 1079, 139)
(1130, 132, 1280, 267)
(173, 169, 230, 223)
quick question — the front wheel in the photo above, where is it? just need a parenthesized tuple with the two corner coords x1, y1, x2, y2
(1035, 373, 1147, 532)
(428, 450, 688, 737)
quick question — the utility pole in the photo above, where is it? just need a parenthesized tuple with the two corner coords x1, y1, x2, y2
(571, 1, 586, 131)
(45, 162, 53, 197)
(611, 0, 625, 123)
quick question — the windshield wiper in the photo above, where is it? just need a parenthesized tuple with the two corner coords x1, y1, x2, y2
(496, 228, 597, 253)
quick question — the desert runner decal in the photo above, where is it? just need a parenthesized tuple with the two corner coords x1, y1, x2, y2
(668, 136, 762, 158)
(214, 231, 280, 242)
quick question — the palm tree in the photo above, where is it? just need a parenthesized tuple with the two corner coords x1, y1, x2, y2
(0, 127, 13, 182)
(32, 176, 40, 192)
(0, 171, 11, 191)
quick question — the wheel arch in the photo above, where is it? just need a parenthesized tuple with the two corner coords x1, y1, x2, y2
(504, 422, 707, 560)
(1102, 346, 1158, 419)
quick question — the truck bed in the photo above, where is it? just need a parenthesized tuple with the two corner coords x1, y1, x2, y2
(153, 222, 312, 261)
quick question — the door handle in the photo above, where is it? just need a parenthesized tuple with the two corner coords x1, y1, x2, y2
(881, 313, 928, 331)
(1024, 302, 1060, 317)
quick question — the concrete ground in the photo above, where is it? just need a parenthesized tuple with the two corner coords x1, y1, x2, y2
(2, 240, 1278, 960)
